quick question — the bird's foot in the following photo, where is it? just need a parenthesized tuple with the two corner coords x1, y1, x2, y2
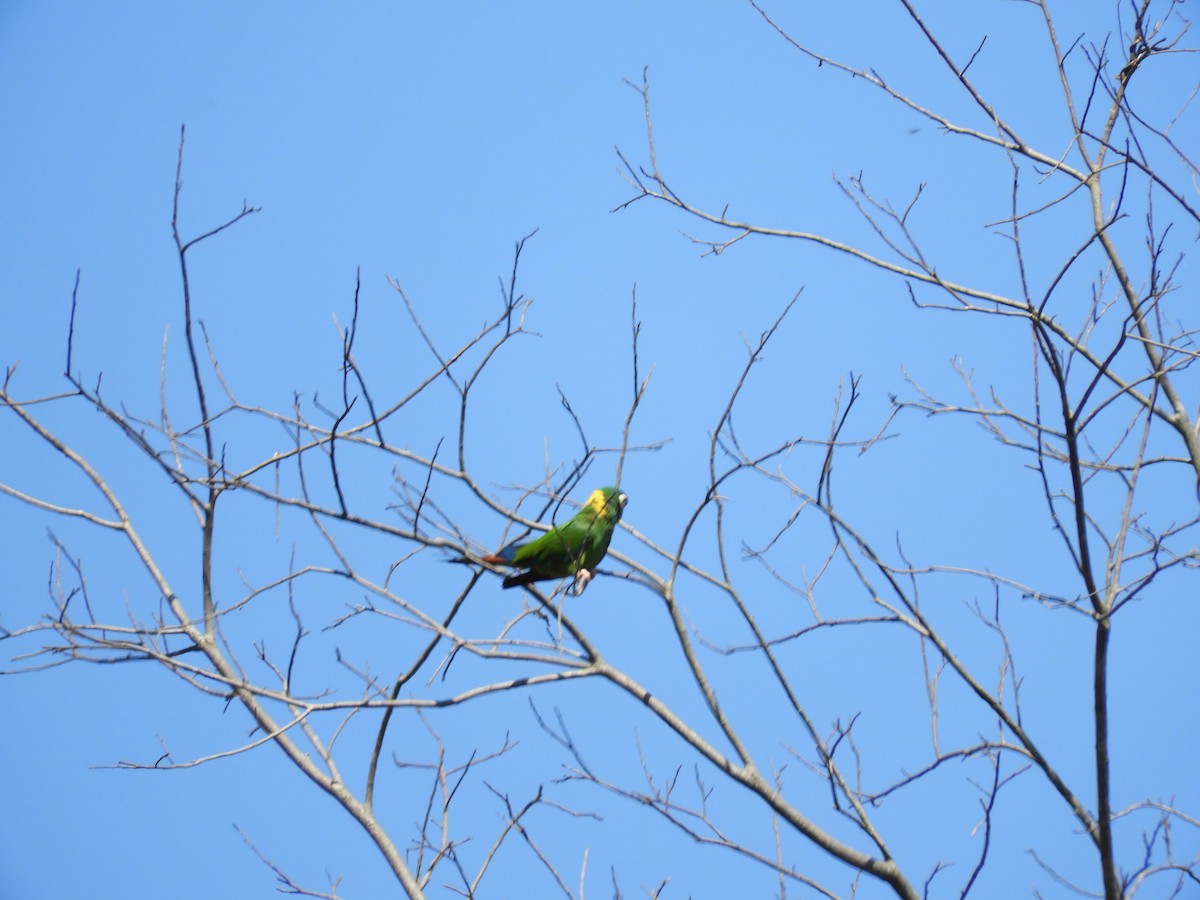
(571, 569, 594, 595)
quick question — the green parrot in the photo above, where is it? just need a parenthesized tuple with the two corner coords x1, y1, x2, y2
(480, 486, 627, 592)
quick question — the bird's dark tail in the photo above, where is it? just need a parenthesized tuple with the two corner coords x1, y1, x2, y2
(501, 568, 541, 589)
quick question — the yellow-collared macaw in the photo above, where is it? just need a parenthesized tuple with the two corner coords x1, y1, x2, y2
(481, 486, 627, 592)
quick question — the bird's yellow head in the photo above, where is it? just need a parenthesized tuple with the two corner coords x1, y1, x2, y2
(585, 486, 628, 522)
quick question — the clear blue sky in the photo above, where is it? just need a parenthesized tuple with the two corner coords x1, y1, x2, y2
(2, 2, 1197, 898)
